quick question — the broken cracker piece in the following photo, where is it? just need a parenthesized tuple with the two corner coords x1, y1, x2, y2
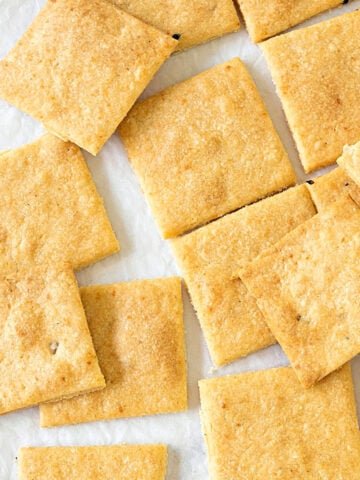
(18, 444, 167, 480)
(199, 365, 360, 479)
(0, 0, 177, 154)
(240, 195, 360, 387)
(171, 185, 315, 366)
(262, 10, 360, 172)
(40, 277, 187, 427)
(119, 58, 295, 238)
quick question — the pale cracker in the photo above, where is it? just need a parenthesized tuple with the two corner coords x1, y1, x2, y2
(18, 445, 167, 480)
(171, 185, 316, 366)
(199, 365, 360, 480)
(40, 278, 187, 427)
(262, 10, 360, 172)
(237, 0, 348, 42)
(109, 0, 240, 51)
(240, 196, 360, 387)
(0, 0, 177, 154)
(0, 134, 119, 272)
(0, 265, 105, 414)
(337, 141, 360, 186)
(119, 58, 295, 238)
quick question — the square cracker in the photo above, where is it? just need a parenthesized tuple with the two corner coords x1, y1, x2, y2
(237, 0, 347, 42)
(40, 277, 187, 427)
(0, 134, 119, 271)
(199, 365, 360, 480)
(18, 445, 167, 480)
(306, 167, 360, 212)
(119, 58, 295, 238)
(262, 10, 360, 172)
(0, 0, 177, 155)
(109, 0, 240, 51)
(0, 265, 105, 414)
(171, 185, 316, 366)
(240, 195, 360, 387)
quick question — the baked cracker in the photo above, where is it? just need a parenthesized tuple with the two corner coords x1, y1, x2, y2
(199, 365, 360, 479)
(119, 58, 295, 238)
(0, 265, 105, 414)
(109, 0, 240, 51)
(18, 445, 167, 480)
(0, 134, 118, 271)
(171, 185, 315, 366)
(0, 0, 177, 154)
(237, 0, 348, 42)
(40, 278, 187, 427)
(240, 195, 360, 387)
(262, 10, 360, 172)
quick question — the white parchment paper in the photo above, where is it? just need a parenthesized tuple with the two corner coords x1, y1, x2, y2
(1, 1, 360, 478)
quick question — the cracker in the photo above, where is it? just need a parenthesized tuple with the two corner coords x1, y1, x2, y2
(0, 265, 105, 414)
(109, 0, 240, 51)
(119, 58, 295, 238)
(306, 168, 360, 212)
(262, 10, 360, 172)
(171, 185, 315, 366)
(0, 0, 177, 155)
(237, 0, 347, 42)
(40, 277, 187, 427)
(199, 365, 360, 480)
(18, 445, 167, 480)
(0, 134, 119, 271)
(240, 196, 360, 387)
(337, 141, 360, 186)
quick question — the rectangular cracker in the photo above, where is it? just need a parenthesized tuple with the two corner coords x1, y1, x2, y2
(237, 0, 347, 42)
(262, 10, 360, 172)
(109, 0, 240, 51)
(0, 134, 119, 272)
(119, 58, 295, 238)
(240, 195, 360, 387)
(18, 445, 167, 480)
(199, 365, 360, 480)
(40, 277, 187, 427)
(0, 265, 105, 414)
(0, 0, 177, 154)
(171, 185, 316, 366)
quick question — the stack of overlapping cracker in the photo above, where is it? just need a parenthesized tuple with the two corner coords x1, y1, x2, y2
(2, 0, 360, 479)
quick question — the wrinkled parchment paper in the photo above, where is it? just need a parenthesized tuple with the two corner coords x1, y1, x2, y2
(1, 1, 360, 478)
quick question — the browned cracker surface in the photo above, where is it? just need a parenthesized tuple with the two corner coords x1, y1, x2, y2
(40, 277, 187, 427)
(241, 196, 360, 387)
(0, 0, 177, 154)
(18, 445, 167, 480)
(237, 0, 347, 42)
(119, 58, 295, 238)
(171, 186, 316, 366)
(262, 10, 360, 172)
(109, 0, 240, 51)
(199, 365, 360, 479)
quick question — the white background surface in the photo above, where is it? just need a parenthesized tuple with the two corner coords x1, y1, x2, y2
(1, 1, 360, 478)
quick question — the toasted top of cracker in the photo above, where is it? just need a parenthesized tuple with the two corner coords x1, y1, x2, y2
(0, 0, 177, 154)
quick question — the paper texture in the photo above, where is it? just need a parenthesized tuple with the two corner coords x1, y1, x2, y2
(0, 1, 360, 478)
